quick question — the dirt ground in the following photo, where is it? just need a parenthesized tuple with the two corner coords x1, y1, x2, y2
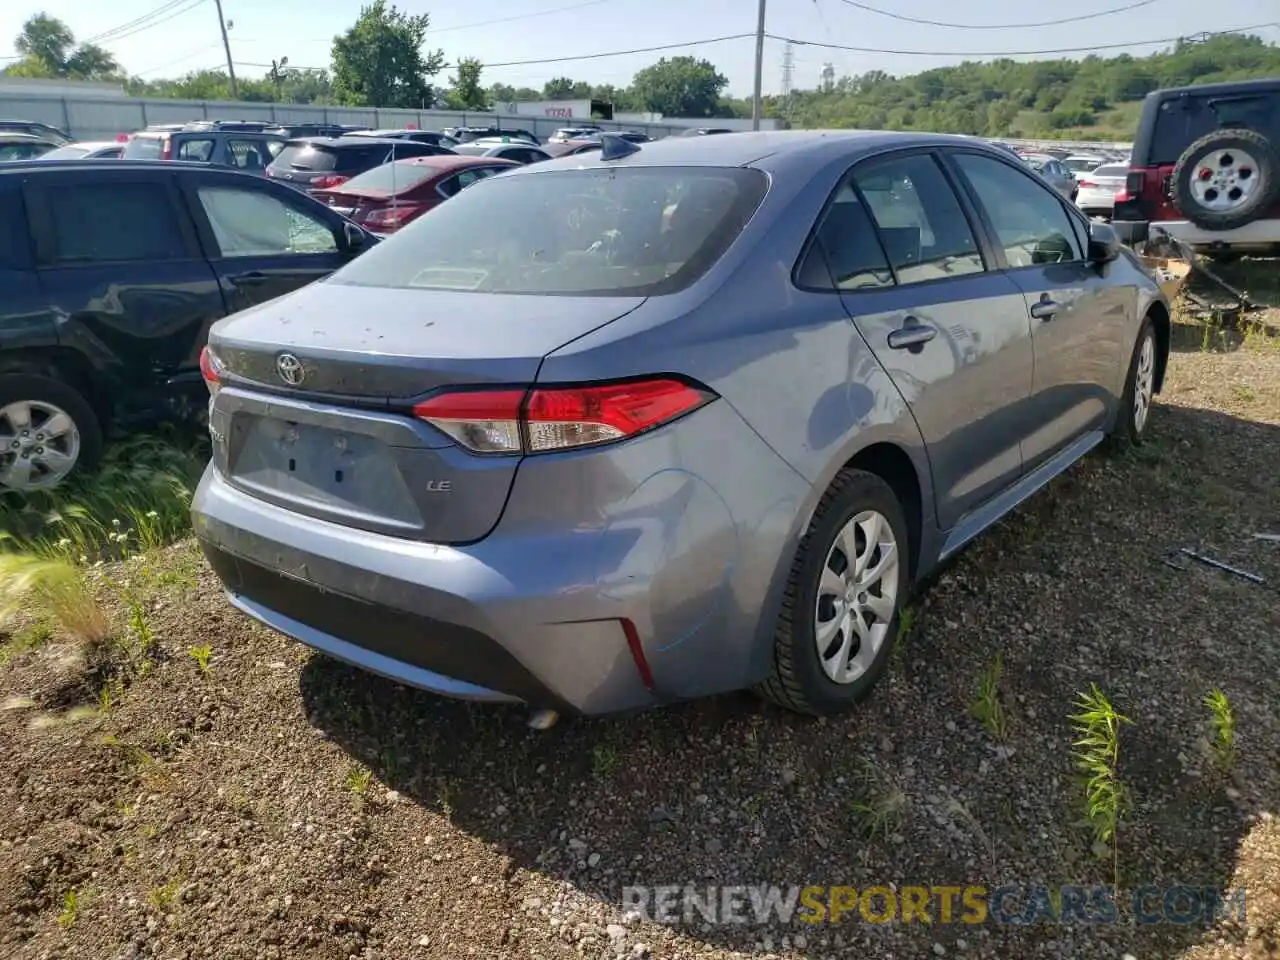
(2, 309, 1279, 960)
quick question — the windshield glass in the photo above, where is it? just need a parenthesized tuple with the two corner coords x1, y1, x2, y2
(337, 161, 442, 194)
(331, 166, 768, 297)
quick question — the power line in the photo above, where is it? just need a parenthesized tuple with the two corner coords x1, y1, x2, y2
(426, 0, 616, 35)
(767, 22, 1280, 57)
(85, 0, 204, 45)
(833, 0, 1159, 30)
(136, 42, 223, 75)
(92, 0, 211, 47)
(483, 33, 755, 68)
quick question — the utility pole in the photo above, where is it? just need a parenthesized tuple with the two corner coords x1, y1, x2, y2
(780, 41, 794, 124)
(751, 0, 766, 130)
(213, 0, 238, 100)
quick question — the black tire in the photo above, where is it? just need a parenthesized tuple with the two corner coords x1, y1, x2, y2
(756, 469, 910, 715)
(1106, 318, 1157, 453)
(0, 374, 103, 491)
(1171, 128, 1279, 231)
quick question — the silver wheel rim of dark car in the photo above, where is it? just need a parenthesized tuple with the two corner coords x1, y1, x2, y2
(814, 509, 900, 684)
(0, 400, 81, 491)
(1189, 148, 1261, 212)
(1134, 333, 1155, 434)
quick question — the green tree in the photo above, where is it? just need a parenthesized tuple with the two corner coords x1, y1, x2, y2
(630, 56, 728, 117)
(447, 57, 487, 109)
(330, 0, 445, 108)
(6, 13, 119, 80)
(542, 77, 592, 100)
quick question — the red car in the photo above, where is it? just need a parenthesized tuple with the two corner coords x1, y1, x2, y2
(311, 155, 519, 234)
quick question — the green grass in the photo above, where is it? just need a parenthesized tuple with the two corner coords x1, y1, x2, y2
(0, 430, 208, 563)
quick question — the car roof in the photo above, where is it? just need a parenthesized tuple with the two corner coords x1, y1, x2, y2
(282, 136, 419, 148)
(0, 132, 48, 142)
(522, 129, 1013, 171)
(381, 154, 519, 171)
(0, 158, 269, 180)
(1147, 77, 1280, 101)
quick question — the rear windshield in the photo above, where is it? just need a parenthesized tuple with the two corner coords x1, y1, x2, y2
(1063, 158, 1099, 173)
(331, 166, 768, 297)
(272, 143, 391, 173)
(337, 161, 443, 194)
(122, 135, 163, 159)
(1091, 163, 1129, 178)
(1149, 93, 1278, 164)
(451, 145, 489, 156)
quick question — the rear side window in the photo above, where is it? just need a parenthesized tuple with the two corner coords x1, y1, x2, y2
(121, 136, 163, 159)
(332, 166, 768, 297)
(437, 167, 501, 198)
(797, 184, 894, 291)
(226, 139, 275, 171)
(0, 183, 33, 271)
(851, 153, 985, 285)
(42, 182, 185, 263)
(1150, 94, 1278, 164)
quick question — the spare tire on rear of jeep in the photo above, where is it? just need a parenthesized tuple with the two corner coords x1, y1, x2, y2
(1171, 128, 1279, 231)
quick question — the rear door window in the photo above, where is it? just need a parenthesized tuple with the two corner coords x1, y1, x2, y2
(175, 138, 215, 162)
(226, 139, 271, 171)
(39, 181, 187, 263)
(851, 153, 985, 285)
(796, 183, 894, 291)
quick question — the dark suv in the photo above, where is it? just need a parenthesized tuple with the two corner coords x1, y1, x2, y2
(1113, 78, 1280, 253)
(122, 121, 286, 175)
(265, 137, 453, 193)
(0, 160, 376, 491)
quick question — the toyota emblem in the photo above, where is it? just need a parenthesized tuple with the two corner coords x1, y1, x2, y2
(276, 353, 306, 386)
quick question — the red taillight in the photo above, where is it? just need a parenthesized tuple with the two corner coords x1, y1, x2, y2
(412, 378, 715, 455)
(359, 204, 425, 231)
(199, 345, 223, 395)
(1079, 180, 1097, 189)
(310, 174, 349, 190)
(159, 135, 172, 160)
(115, 133, 129, 143)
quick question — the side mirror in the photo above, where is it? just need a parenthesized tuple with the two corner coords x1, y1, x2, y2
(1087, 221, 1122, 264)
(342, 220, 366, 254)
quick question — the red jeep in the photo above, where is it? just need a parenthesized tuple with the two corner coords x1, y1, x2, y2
(1112, 78, 1280, 255)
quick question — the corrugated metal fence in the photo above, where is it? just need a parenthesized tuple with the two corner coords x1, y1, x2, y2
(0, 90, 695, 141)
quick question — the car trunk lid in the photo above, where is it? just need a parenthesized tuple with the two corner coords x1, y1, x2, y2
(206, 280, 645, 542)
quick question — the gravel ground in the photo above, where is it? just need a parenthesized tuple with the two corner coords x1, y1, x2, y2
(2, 312, 1279, 960)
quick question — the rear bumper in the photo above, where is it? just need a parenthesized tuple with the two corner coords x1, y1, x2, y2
(192, 466, 652, 714)
(1149, 219, 1280, 249)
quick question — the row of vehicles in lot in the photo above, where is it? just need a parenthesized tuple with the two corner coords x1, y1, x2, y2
(0, 77, 1275, 490)
(0, 76, 1276, 719)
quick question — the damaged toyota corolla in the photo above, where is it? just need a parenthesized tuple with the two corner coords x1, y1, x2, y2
(193, 131, 1170, 719)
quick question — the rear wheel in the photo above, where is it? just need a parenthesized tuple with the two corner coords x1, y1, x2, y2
(0, 375, 102, 491)
(1171, 129, 1279, 231)
(756, 470, 909, 715)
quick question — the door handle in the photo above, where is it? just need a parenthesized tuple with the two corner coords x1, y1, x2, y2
(230, 271, 269, 286)
(886, 318, 937, 352)
(1029, 297, 1060, 320)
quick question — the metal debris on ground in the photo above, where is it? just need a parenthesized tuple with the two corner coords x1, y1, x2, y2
(1178, 548, 1266, 585)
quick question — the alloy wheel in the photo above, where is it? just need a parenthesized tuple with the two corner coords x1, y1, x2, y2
(1190, 148, 1260, 211)
(1133, 333, 1155, 434)
(0, 400, 81, 491)
(814, 509, 900, 684)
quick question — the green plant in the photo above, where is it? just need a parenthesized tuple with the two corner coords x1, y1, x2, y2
(1070, 684, 1132, 884)
(0, 620, 54, 666)
(0, 431, 207, 562)
(57, 888, 79, 928)
(591, 744, 620, 780)
(1204, 688, 1237, 772)
(848, 760, 907, 840)
(892, 605, 916, 670)
(0, 552, 110, 651)
(188, 644, 213, 675)
(970, 654, 1008, 741)
(346, 764, 373, 795)
(120, 590, 156, 670)
(147, 879, 181, 911)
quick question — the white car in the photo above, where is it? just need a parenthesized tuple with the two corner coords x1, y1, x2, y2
(1064, 154, 1106, 180)
(1075, 162, 1130, 218)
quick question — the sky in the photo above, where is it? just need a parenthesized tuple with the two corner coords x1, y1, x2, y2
(0, 0, 1276, 99)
